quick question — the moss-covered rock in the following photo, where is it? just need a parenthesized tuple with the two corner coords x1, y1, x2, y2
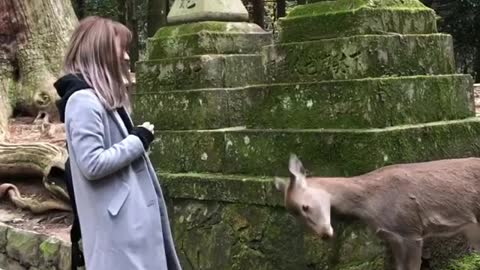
(133, 75, 474, 130)
(147, 22, 272, 59)
(169, 198, 384, 270)
(263, 34, 455, 83)
(39, 237, 60, 266)
(0, 224, 7, 252)
(6, 227, 41, 267)
(152, 118, 480, 176)
(278, 8, 436, 43)
(136, 54, 264, 92)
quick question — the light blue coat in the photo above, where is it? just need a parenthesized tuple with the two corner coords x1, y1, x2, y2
(65, 89, 181, 270)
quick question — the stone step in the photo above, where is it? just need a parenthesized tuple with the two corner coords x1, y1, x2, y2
(150, 118, 480, 176)
(279, 8, 436, 43)
(136, 54, 264, 92)
(147, 22, 272, 59)
(264, 34, 455, 83)
(133, 75, 474, 130)
(160, 172, 280, 206)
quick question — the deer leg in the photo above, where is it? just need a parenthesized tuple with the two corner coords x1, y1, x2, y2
(463, 223, 480, 251)
(377, 229, 406, 270)
(403, 238, 423, 270)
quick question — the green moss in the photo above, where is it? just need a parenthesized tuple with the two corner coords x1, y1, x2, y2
(287, 0, 429, 18)
(443, 254, 480, 270)
(39, 237, 60, 265)
(151, 118, 480, 176)
(264, 34, 455, 83)
(160, 172, 280, 205)
(279, 8, 436, 43)
(168, 198, 384, 270)
(147, 22, 271, 60)
(153, 21, 264, 39)
(133, 75, 473, 130)
(136, 54, 264, 92)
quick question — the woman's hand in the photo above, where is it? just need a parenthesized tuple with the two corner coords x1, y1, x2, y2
(140, 122, 154, 134)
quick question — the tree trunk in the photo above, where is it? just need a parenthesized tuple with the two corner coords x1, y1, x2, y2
(0, 0, 76, 214)
(126, 0, 139, 72)
(0, 0, 77, 123)
(252, 0, 265, 29)
(277, 0, 286, 18)
(147, 0, 168, 37)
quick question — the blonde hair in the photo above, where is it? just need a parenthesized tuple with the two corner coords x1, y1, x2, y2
(63, 16, 132, 110)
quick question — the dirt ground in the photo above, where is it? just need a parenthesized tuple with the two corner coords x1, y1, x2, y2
(1, 84, 480, 240)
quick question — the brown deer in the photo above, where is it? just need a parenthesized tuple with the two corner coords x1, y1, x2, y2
(274, 154, 480, 270)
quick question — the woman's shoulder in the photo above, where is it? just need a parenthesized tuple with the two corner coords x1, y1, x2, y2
(65, 89, 105, 118)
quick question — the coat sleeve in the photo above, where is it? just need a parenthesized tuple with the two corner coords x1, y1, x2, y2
(65, 90, 145, 181)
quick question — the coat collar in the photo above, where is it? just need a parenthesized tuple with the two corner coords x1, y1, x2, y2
(109, 110, 129, 138)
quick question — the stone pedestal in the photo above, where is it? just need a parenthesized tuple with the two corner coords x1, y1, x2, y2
(134, 0, 480, 269)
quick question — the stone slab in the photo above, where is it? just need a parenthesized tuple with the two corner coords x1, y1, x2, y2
(151, 118, 480, 176)
(288, 0, 428, 17)
(168, 0, 249, 25)
(136, 54, 264, 92)
(263, 34, 455, 83)
(148, 22, 272, 59)
(278, 8, 436, 43)
(133, 75, 474, 130)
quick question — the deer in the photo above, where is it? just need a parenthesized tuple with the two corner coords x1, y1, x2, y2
(274, 154, 480, 270)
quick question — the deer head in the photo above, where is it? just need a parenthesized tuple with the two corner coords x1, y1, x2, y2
(274, 154, 334, 240)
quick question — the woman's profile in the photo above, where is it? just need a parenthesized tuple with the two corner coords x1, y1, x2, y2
(54, 16, 182, 270)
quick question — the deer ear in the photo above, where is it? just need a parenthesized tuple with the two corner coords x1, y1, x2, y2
(274, 177, 289, 193)
(289, 154, 306, 178)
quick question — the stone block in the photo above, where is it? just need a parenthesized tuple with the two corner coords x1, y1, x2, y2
(148, 22, 272, 59)
(167, 0, 249, 24)
(57, 242, 71, 270)
(39, 237, 60, 267)
(169, 198, 384, 270)
(278, 8, 436, 43)
(6, 227, 40, 267)
(152, 118, 480, 176)
(263, 34, 455, 83)
(288, 0, 428, 16)
(134, 75, 474, 130)
(136, 54, 264, 92)
(0, 224, 8, 252)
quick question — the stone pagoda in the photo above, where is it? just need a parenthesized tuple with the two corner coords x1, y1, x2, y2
(134, 0, 480, 268)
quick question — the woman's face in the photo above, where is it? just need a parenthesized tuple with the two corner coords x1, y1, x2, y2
(115, 35, 131, 84)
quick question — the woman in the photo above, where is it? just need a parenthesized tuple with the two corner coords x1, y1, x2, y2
(53, 16, 182, 270)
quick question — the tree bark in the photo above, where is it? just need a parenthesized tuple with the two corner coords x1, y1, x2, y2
(0, 0, 77, 122)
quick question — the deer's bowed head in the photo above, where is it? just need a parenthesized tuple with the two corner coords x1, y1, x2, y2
(274, 154, 334, 240)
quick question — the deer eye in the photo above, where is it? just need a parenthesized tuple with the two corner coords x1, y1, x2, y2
(302, 205, 309, 212)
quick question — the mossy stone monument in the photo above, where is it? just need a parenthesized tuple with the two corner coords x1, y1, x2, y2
(134, 0, 480, 268)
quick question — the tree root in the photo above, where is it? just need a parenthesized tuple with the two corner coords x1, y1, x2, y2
(0, 183, 71, 214)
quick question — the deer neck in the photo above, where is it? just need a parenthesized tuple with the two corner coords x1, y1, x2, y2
(308, 177, 367, 219)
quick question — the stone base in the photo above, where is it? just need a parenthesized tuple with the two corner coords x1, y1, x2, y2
(160, 173, 480, 269)
(148, 22, 272, 59)
(151, 118, 480, 176)
(133, 75, 474, 130)
(263, 34, 455, 83)
(0, 223, 71, 270)
(136, 54, 264, 92)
